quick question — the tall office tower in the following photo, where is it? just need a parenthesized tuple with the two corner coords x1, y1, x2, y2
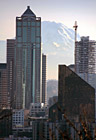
(0, 64, 8, 108)
(42, 54, 47, 105)
(15, 6, 41, 109)
(7, 39, 15, 108)
(75, 36, 96, 89)
(49, 65, 95, 122)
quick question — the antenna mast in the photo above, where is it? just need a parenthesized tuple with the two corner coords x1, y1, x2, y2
(73, 21, 78, 72)
(73, 21, 78, 42)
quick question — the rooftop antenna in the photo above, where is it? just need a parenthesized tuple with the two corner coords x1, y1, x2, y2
(73, 21, 78, 42)
(73, 21, 78, 72)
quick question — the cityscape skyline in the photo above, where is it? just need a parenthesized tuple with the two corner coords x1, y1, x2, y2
(0, 0, 96, 80)
(0, 0, 96, 40)
(0, 6, 47, 110)
(0, 3, 96, 139)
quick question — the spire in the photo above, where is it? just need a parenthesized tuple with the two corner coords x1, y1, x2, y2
(21, 6, 36, 17)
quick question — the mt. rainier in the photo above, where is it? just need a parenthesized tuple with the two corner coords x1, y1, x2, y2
(41, 21, 80, 79)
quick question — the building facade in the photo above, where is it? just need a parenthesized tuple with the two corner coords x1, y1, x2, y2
(29, 103, 48, 117)
(15, 6, 42, 109)
(75, 36, 96, 90)
(49, 65, 95, 123)
(42, 54, 47, 105)
(7, 39, 15, 108)
(12, 109, 24, 128)
(0, 64, 8, 108)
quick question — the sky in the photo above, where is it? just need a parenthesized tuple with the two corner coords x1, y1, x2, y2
(0, 0, 96, 40)
(0, 0, 96, 79)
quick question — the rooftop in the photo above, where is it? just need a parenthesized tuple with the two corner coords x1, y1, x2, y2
(21, 6, 36, 17)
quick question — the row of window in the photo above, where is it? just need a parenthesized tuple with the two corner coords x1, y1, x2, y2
(17, 21, 40, 26)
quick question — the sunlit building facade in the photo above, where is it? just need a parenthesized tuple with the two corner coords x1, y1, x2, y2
(15, 6, 42, 109)
(75, 36, 96, 90)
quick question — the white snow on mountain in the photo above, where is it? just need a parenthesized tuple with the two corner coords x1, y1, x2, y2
(41, 21, 80, 79)
(53, 42, 60, 48)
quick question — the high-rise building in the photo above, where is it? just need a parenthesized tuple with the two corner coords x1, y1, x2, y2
(42, 54, 47, 105)
(7, 39, 15, 108)
(49, 65, 95, 122)
(75, 36, 96, 90)
(15, 6, 42, 109)
(0, 64, 8, 108)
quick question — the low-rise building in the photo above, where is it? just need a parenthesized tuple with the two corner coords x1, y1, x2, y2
(29, 103, 48, 118)
(12, 109, 24, 128)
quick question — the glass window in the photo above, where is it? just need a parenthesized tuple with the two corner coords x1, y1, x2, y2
(31, 22, 35, 26)
(36, 44, 40, 48)
(17, 44, 21, 47)
(36, 37, 40, 43)
(17, 27, 21, 36)
(23, 22, 27, 26)
(17, 22, 21, 26)
(31, 27, 35, 42)
(28, 22, 30, 26)
(36, 27, 40, 36)
(23, 27, 27, 42)
(36, 22, 40, 26)
(17, 37, 22, 42)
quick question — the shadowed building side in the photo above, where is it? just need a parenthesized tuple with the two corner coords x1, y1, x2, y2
(7, 39, 15, 108)
(49, 65, 95, 122)
(42, 54, 47, 105)
(0, 64, 8, 108)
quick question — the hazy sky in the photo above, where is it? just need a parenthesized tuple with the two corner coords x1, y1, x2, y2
(0, 0, 96, 79)
(0, 0, 96, 40)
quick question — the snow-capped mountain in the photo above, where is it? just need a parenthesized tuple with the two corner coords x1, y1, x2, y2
(0, 21, 80, 79)
(42, 21, 80, 55)
(41, 21, 80, 79)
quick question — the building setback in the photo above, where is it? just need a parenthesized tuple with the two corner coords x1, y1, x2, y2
(42, 54, 47, 105)
(0, 64, 8, 108)
(14, 6, 42, 109)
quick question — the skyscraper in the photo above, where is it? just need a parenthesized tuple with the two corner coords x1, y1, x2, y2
(49, 65, 95, 122)
(0, 64, 8, 108)
(42, 54, 47, 105)
(15, 6, 42, 109)
(75, 36, 96, 90)
(7, 39, 15, 108)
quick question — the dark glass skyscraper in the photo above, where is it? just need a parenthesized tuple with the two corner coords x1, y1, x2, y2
(49, 65, 95, 122)
(15, 6, 42, 109)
